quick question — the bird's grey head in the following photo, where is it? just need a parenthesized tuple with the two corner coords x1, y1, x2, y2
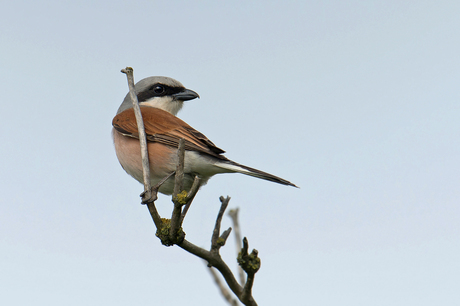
(117, 76, 199, 116)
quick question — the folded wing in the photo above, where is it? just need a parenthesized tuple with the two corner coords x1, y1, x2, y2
(112, 106, 227, 159)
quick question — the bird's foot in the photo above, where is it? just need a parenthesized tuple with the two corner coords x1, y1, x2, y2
(140, 171, 176, 204)
(140, 189, 158, 204)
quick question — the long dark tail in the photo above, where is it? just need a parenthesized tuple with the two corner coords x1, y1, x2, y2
(214, 161, 298, 188)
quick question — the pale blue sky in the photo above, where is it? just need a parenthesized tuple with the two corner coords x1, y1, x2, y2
(1, 1, 459, 305)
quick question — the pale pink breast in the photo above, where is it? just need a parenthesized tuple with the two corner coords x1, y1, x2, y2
(112, 129, 177, 184)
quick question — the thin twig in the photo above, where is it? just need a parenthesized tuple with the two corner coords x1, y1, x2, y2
(145, 171, 175, 229)
(173, 139, 185, 197)
(228, 208, 245, 285)
(237, 238, 260, 305)
(169, 139, 186, 243)
(146, 202, 162, 229)
(241, 273, 255, 304)
(120, 67, 152, 201)
(207, 265, 239, 306)
(186, 176, 201, 202)
(121, 67, 163, 229)
(175, 202, 258, 305)
(219, 227, 232, 245)
(180, 176, 201, 224)
(211, 196, 231, 253)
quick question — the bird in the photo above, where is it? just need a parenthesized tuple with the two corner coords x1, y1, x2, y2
(112, 76, 297, 195)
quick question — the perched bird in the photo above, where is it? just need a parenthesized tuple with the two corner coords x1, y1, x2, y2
(112, 76, 297, 195)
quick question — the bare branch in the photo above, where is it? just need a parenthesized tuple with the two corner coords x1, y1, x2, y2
(147, 140, 197, 246)
(179, 240, 255, 305)
(145, 202, 162, 229)
(186, 175, 201, 202)
(145, 197, 259, 305)
(237, 238, 260, 305)
(207, 265, 239, 306)
(177, 200, 258, 306)
(242, 273, 256, 304)
(169, 140, 187, 244)
(228, 208, 245, 285)
(219, 227, 232, 246)
(180, 176, 201, 224)
(211, 196, 231, 253)
(144, 171, 175, 228)
(172, 139, 185, 197)
(121, 67, 164, 230)
(120, 67, 153, 203)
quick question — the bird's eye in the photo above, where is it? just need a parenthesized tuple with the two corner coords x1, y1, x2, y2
(152, 85, 165, 94)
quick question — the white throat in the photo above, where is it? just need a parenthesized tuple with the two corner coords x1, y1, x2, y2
(140, 96, 184, 116)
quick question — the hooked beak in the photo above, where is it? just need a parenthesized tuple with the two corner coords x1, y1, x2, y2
(172, 88, 200, 101)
